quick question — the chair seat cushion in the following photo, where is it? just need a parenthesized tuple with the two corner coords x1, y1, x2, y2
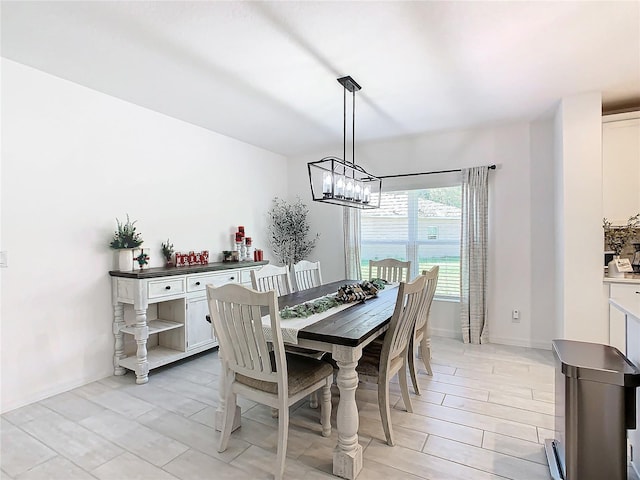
(236, 352, 333, 396)
(356, 336, 385, 377)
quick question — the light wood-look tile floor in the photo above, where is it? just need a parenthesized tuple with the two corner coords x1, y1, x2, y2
(0, 336, 595, 479)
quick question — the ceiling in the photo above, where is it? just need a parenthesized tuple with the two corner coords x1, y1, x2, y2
(2, 1, 639, 157)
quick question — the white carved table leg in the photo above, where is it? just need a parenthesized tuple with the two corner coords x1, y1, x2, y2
(332, 345, 363, 480)
(215, 345, 241, 432)
(113, 303, 126, 375)
(133, 308, 149, 384)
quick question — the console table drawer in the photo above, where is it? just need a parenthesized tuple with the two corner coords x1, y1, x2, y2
(611, 283, 640, 302)
(148, 278, 185, 298)
(187, 272, 239, 292)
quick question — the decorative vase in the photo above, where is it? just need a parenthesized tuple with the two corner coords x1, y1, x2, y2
(607, 255, 625, 278)
(117, 249, 135, 271)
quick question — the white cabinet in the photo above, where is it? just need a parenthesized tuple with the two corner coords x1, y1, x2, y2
(110, 261, 266, 384)
(605, 279, 640, 353)
(608, 293, 640, 476)
(186, 297, 214, 350)
(602, 112, 640, 223)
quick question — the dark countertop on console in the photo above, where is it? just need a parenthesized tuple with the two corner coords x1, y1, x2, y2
(109, 260, 268, 279)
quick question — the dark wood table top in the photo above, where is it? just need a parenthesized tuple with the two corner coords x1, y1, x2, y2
(277, 280, 398, 347)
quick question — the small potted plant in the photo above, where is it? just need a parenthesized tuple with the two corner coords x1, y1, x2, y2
(109, 214, 144, 271)
(161, 238, 175, 268)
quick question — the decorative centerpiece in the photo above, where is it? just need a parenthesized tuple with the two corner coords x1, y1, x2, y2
(604, 214, 640, 277)
(109, 214, 144, 271)
(280, 280, 386, 319)
(267, 197, 319, 269)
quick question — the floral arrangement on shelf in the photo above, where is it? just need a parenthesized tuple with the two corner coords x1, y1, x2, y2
(603, 213, 640, 256)
(267, 197, 319, 267)
(109, 214, 143, 249)
(280, 279, 387, 319)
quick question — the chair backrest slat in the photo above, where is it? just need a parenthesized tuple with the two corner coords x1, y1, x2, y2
(251, 264, 293, 296)
(380, 275, 428, 366)
(207, 283, 286, 386)
(293, 260, 323, 292)
(416, 267, 439, 331)
(369, 259, 411, 283)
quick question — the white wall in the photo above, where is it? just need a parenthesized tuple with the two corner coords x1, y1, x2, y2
(288, 123, 555, 348)
(0, 59, 288, 413)
(287, 151, 346, 281)
(553, 92, 609, 343)
(530, 115, 557, 346)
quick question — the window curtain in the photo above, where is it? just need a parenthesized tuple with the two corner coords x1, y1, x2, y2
(343, 207, 362, 280)
(460, 166, 489, 344)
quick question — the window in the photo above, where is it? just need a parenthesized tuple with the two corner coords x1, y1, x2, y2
(360, 186, 461, 299)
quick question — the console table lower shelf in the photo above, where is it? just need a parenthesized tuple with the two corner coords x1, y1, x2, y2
(117, 344, 215, 372)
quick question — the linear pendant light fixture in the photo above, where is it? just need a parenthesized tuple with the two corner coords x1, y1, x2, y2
(307, 76, 382, 209)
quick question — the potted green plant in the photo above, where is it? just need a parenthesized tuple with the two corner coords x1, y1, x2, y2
(109, 214, 144, 271)
(161, 238, 175, 268)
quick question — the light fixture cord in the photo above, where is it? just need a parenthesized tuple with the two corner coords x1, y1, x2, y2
(352, 89, 356, 176)
(343, 86, 346, 175)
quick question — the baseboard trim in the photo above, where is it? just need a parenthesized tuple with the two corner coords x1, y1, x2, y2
(430, 327, 461, 339)
(488, 335, 552, 350)
(1, 369, 112, 414)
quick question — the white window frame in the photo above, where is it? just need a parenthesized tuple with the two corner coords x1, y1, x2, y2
(360, 172, 462, 300)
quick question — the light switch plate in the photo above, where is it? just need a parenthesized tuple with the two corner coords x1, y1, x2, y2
(0, 251, 7, 268)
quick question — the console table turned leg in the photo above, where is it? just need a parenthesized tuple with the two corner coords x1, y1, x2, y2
(133, 308, 150, 384)
(332, 345, 363, 480)
(113, 303, 126, 376)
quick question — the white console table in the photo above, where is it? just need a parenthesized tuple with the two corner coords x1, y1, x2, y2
(109, 261, 267, 384)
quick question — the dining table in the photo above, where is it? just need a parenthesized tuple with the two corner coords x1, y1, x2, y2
(214, 279, 400, 479)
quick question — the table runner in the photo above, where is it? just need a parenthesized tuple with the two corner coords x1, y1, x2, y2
(262, 283, 399, 344)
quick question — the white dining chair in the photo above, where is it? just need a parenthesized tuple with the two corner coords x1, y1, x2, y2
(369, 258, 411, 283)
(408, 267, 439, 394)
(207, 283, 333, 480)
(293, 260, 323, 292)
(356, 274, 428, 446)
(251, 264, 293, 297)
(251, 261, 324, 409)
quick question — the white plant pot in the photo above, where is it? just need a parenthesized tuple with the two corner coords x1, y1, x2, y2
(117, 249, 135, 272)
(608, 255, 626, 278)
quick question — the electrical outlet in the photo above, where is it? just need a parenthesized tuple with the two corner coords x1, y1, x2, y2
(512, 309, 520, 321)
(0, 251, 7, 268)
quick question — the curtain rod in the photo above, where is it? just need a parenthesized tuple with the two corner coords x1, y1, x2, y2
(378, 164, 496, 179)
